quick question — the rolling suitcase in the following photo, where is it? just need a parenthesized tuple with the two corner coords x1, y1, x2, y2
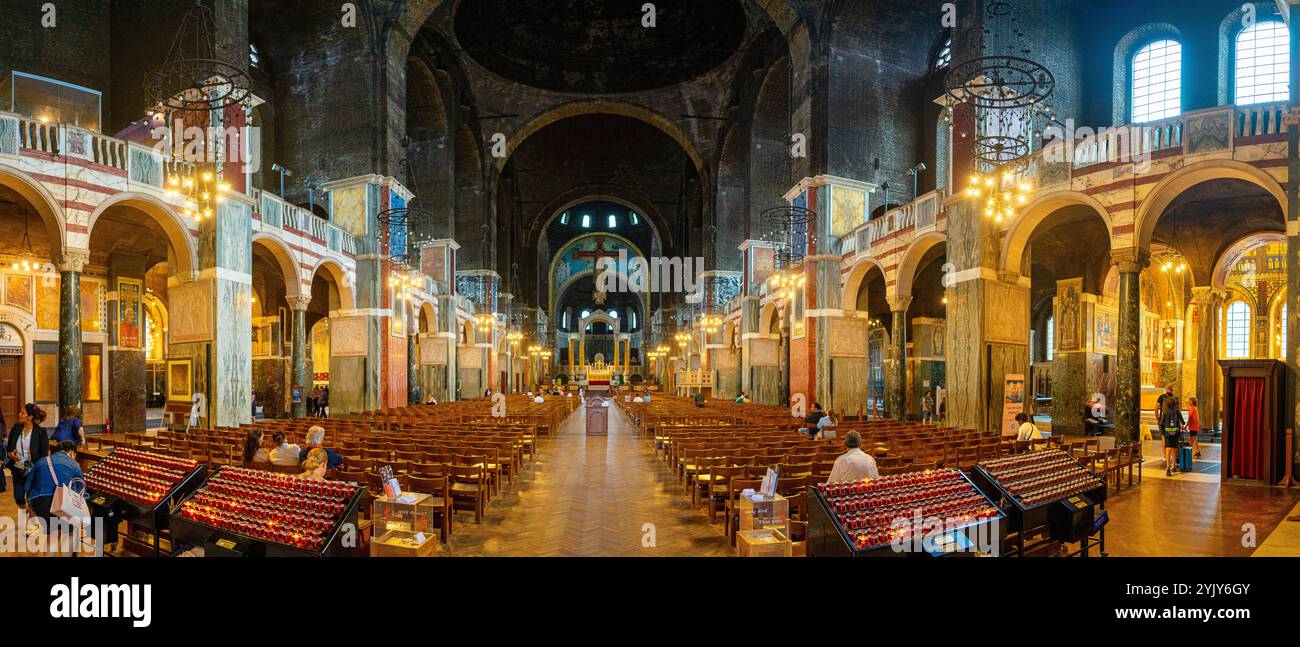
(1176, 432, 1194, 472)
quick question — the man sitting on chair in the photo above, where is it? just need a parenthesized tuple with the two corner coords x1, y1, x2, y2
(826, 431, 879, 483)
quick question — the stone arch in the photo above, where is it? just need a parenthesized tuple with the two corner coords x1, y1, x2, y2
(498, 101, 706, 175)
(528, 188, 673, 253)
(0, 162, 67, 263)
(894, 231, 947, 300)
(1210, 231, 1286, 291)
(252, 233, 306, 300)
(841, 256, 888, 311)
(1133, 160, 1287, 253)
(1001, 190, 1113, 276)
(308, 259, 356, 312)
(87, 192, 199, 280)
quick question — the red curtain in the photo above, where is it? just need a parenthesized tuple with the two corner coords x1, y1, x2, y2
(1230, 377, 1266, 480)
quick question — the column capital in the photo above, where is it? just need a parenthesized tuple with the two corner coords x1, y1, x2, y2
(287, 295, 312, 311)
(1109, 248, 1150, 273)
(58, 250, 90, 273)
(887, 295, 912, 312)
(1189, 285, 1228, 305)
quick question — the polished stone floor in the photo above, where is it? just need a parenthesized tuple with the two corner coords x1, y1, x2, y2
(437, 405, 732, 556)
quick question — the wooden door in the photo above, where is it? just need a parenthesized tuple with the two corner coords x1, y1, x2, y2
(0, 354, 21, 426)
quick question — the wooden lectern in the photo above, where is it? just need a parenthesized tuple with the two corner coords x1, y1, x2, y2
(1219, 359, 1286, 485)
(585, 396, 609, 436)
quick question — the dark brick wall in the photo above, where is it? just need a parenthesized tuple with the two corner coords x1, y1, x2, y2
(0, 0, 112, 124)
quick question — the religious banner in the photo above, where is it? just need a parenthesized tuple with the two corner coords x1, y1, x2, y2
(4, 274, 33, 314)
(117, 278, 142, 350)
(1001, 373, 1025, 436)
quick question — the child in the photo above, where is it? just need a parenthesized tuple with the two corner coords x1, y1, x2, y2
(921, 391, 935, 424)
(1186, 397, 1201, 459)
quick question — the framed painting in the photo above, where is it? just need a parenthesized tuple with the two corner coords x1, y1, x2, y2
(167, 359, 192, 402)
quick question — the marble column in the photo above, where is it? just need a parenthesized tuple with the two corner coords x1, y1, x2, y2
(407, 332, 419, 404)
(1190, 287, 1225, 434)
(58, 251, 89, 416)
(1113, 250, 1148, 443)
(778, 305, 790, 406)
(288, 296, 310, 419)
(887, 296, 912, 420)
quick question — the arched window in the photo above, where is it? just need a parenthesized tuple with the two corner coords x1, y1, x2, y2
(580, 309, 590, 319)
(1045, 316, 1055, 361)
(1235, 21, 1290, 105)
(249, 42, 261, 69)
(559, 211, 569, 225)
(581, 214, 591, 228)
(630, 212, 639, 225)
(629, 310, 637, 329)
(1131, 39, 1182, 122)
(608, 214, 617, 228)
(1224, 301, 1251, 358)
(934, 37, 952, 71)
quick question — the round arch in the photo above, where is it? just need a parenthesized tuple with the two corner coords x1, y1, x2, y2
(894, 231, 947, 299)
(418, 300, 438, 333)
(87, 192, 199, 280)
(841, 256, 888, 311)
(1133, 160, 1287, 252)
(528, 187, 673, 253)
(1210, 231, 1286, 290)
(252, 233, 306, 299)
(498, 101, 706, 175)
(0, 162, 67, 263)
(1001, 190, 1114, 275)
(759, 301, 780, 334)
(308, 259, 356, 311)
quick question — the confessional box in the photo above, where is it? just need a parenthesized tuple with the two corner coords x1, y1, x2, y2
(739, 493, 789, 536)
(371, 492, 436, 537)
(736, 529, 792, 557)
(1219, 360, 1286, 486)
(371, 529, 438, 558)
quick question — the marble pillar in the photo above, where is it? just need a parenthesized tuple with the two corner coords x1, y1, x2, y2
(778, 305, 791, 406)
(887, 296, 912, 420)
(1190, 287, 1224, 433)
(288, 296, 310, 419)
(1113, 250, 1148, 443)
(407, 332, 419, 404)
(58, 251, 88, 416)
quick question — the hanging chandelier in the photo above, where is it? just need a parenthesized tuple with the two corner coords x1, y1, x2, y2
(698, 313, 723, 334)
(164, 168, 230, 222)
(145, 1, 253, 114)
(945, 0, 1055, 223)
(9, 211, 40, 271)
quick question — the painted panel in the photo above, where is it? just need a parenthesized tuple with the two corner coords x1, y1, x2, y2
(34, 274, 58, 330)
(3, 274, 33, 314)
(169, 280, 212, 343)
(830, 186, 866, 238)
(331, 186, 368, 237)
(330, 316, 368, 357)
(829, 317, 868, 357)
(750, 337, 778, 366)
(984, 281, 1029, 345)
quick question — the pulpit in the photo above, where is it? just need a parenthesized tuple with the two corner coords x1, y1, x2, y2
(1219, 360, 1286, 485)
(585, 396, 609, 436)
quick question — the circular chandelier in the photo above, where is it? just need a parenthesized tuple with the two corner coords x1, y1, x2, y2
(165, 168, 230, 222)
(376, 206, 438, 270)
(945, 0, 1056, 223)
(145, 2, 253, 114)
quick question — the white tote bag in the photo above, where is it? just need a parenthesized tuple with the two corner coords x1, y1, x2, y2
(46, 456, 91, 529)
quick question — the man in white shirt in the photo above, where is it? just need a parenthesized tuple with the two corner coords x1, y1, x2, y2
(826, 431, 880, 483)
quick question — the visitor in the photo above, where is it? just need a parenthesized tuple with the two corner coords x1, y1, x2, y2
(24, 441, 83, 553)
(52, 405, 84, 447)
(826, 431, 879, 483)
(921, 391, 935, 424)
(534, 394, 545, 404)
(1153, 385, 1174, 441)
(803, 402, 824, 435)
(299, 425, 343, 470)
(1014, 412, 1044, 449)
(268, 431, 302, 466)
(633, 394, 644, 403)
(299, 447, 329, 480)
(484, 388, 493, 398)
(426, 393, 438, 405)
(735, 392, 749, 404)
(310, 387, 321, 416)
(693, 391, 705, 407)
(816, 409, 838, 440)
(319, 387, 330, 417)
(5, 403, 50, 504)
(243, 429, 270, 465)
(1160, 396, 1184, 477)
(1187, 396, 1202, 459)
(641, 390, 651, 403)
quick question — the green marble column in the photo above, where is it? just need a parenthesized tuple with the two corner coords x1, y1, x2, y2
(1113, 251, 1148, 443)
(778, 305, 790, 406)
(1190, 287, 1224, 433)
(887, 296, 911, 420)
(407, 332, 419, 404)
(57, 251, 88, 416)
(288, 297, 309, 419)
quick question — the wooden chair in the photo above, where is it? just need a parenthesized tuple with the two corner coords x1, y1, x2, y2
(406, 474, 453, 542)
(448, 464, 487, 524)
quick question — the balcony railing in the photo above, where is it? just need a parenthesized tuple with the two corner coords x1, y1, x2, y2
(849, 187, 947, 253)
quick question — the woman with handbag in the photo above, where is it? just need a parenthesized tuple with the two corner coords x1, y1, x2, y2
(6, 403, 49, 506)
(25, 441, 84, 554)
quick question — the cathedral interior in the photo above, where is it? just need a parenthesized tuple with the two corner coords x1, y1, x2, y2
(3, 0, 1300, 563)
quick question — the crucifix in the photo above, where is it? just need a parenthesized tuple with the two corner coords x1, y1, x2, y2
(572, 237, 619, 304)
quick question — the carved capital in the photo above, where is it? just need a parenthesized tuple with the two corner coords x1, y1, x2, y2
(58, 250, 90, 274)
(287, 295, 312, 311)
(1109, 248, 1150, 274)
(886, 295, 913, 313)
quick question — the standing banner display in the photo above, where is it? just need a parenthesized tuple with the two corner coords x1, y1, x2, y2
(1001, 374, 1025, 436)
